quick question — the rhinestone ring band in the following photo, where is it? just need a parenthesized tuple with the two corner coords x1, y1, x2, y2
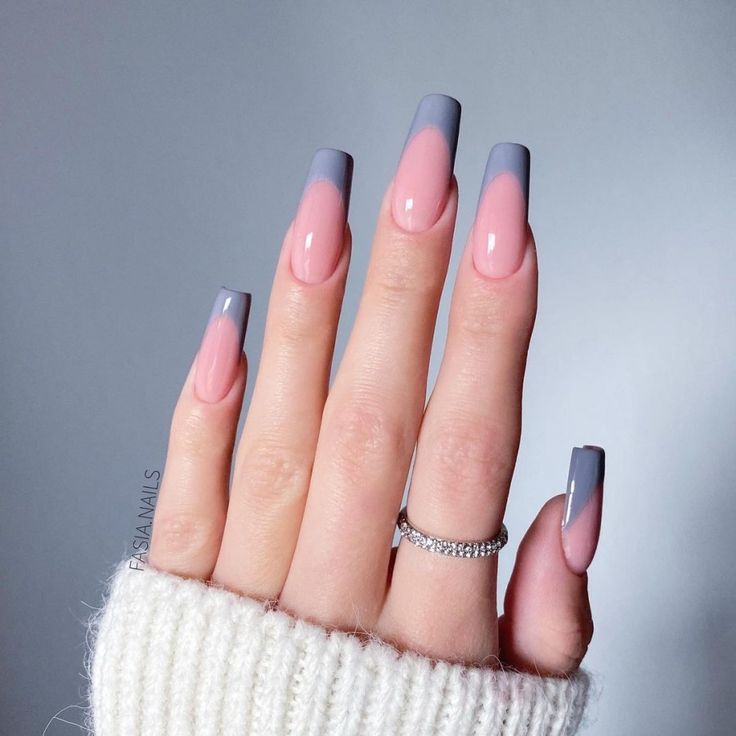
(397, 507, 508, 557)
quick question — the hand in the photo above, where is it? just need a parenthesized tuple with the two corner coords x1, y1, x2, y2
(147, 95, 604, 676)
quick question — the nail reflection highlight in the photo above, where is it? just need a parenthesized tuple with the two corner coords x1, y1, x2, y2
(291, 148, 353, 284)
(472, 143, 530, 278)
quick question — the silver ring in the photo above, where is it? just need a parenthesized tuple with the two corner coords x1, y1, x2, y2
(397, 507, 508, 557)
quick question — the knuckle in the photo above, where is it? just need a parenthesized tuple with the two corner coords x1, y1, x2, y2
(456, 290, 507, 339)
(455, 290, 533, 344)
(372, 248, 439, 304)
(538, 617, 594, 673)
(152, 512, 221, 559)
(277, 288, 320, 347)
(170, 407, 225, 461)
(327, 399, 406, 482)
(242, 440, 311, 503)
(426, 415, 516, 497)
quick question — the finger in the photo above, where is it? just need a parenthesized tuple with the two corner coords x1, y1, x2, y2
(149, 288, 251, 580)
(380, 144, 535, 663)
(500, 446, 605, 675)
(212, 149, 353, 598)
(280, 95, 461, 628)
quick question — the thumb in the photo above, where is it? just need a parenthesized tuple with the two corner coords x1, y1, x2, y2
(499, 446, 605, 675)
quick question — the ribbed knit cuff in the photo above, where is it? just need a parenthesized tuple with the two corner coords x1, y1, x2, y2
(89, 565, 589, 736)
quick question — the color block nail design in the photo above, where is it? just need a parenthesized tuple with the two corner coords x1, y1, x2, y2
(472, 142, 530, 278)
(291, 148, 353, 284)
(392, 94, 461, 233)
(194, 287, 251, 403)
(562, 445, 605, 575)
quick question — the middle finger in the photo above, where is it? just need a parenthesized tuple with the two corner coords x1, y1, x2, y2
(280, 95, 461, 628)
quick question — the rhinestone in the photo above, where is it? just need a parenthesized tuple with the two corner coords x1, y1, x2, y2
(396, 508, 508, 559)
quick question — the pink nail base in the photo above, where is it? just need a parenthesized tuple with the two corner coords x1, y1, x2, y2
(291, 180, 346, 284)
(392, 127, 452, 233)
(472, 171, 527, 278)
(562, 486, 603, 575)
(194, 314, 242, 403)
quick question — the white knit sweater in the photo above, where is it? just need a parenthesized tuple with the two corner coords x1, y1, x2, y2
(89, 565, 589, 735)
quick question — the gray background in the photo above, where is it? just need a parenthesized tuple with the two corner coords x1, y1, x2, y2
(1, 2, 735, 734)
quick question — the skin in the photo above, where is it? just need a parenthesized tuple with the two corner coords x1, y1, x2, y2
(148, 139, 594, 677)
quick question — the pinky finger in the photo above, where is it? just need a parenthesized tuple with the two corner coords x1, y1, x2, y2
(499, 446, 605, 675)
(148, 288, 251, 580)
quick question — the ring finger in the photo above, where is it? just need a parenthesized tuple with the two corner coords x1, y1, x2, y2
(380, 144, 536, 663)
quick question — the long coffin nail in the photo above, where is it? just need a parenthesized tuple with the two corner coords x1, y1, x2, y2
(561, 445, 605, 575)
(391, 94, 461, 233)
(291, 148, 353, 284)
(194, 287, 251, 403)
(472, 142, 530, 278)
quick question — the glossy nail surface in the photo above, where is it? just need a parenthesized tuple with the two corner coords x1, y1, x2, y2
(291, 148, 353, 284)
(392, 94, 461, 233)
(472, 142, 530, 278)
(194, 288, 251, 403)
(562, 445, 605, 575)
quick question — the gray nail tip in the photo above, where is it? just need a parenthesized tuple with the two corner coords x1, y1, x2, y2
(313, 147, 354, 169)
(417, 93, 462, 123)
(421, 92, 461, 106)
(563, 445, 605, 529)
(303, 148, 354, 214)
(479, 142, 531, 214)
(218, 285, 252, 300)
(209, 287, 252, 350)
(582, 444, 605, 455)
(490, 141, 531, 158)
(405, 94, 461, 165)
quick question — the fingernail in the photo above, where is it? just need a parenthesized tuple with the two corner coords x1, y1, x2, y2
(194, 287, 251, 403)
(391, 94, 461, 233)
(291, 148, 353, 284)
(561, 445, 605, 575)
(472, 142, 530, 278)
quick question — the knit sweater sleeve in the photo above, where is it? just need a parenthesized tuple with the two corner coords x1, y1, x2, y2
(89, 564, 589, 735)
